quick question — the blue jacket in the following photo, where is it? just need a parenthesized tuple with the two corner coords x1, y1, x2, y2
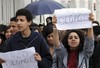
(4, 31, 52, 68)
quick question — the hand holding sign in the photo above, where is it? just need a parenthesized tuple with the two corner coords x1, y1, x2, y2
(34, 53, 42, 61)
(0, 47, 38, 68)
(0, 58, 5, 64)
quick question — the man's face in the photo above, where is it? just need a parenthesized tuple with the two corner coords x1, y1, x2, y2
(16, 16, 31, 32)
(9, 21, 18, 35)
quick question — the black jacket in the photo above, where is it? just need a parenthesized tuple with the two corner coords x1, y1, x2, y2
(4, 31, 52, 68)
(89, 40, 100, 68)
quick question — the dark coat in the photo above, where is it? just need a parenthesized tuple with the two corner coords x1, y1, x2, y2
(4, 31, 52, 68)
(89, 40, 100, 68)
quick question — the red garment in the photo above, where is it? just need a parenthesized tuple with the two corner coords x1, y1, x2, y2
(67, 50, 78, 68)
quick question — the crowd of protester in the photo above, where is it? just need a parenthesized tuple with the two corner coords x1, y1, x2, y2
(0, 8, 100, 68)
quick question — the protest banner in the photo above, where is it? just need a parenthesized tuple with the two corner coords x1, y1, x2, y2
(54, 8, 92, 30)
(0, 47, 38, 68)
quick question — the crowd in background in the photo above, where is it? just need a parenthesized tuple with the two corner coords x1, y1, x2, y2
(0, 8, 100, 68)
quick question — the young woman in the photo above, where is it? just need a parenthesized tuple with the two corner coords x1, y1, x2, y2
(4, 26, 12, 39)
(62, 28, 94, 68)
(43, 24, 66, 68)
(51, 15, 94, 68)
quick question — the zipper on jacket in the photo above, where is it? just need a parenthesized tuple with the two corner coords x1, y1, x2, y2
(79, 57, 87, 68)
(20, 35, 38, 48)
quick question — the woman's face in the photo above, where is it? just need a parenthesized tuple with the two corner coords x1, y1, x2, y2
(68, 32, 80, 50)
(47, 33, 54, 45)
(5, 28, 12, 39)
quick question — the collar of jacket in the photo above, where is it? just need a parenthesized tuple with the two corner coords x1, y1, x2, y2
(14, 31, 39, 42)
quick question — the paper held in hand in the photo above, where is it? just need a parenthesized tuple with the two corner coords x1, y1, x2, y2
(54, 8, 92, 30)
(0, 47, 38, 68)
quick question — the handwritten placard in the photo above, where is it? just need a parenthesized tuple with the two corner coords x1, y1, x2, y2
(0, 47, 38, 68)
(54, 8, 92, 30)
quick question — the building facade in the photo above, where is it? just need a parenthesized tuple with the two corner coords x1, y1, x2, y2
(0, 0, 99, 25)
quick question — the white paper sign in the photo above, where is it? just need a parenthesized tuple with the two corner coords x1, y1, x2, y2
(0, 47, 38, 68)
(54, 8, 92, 30)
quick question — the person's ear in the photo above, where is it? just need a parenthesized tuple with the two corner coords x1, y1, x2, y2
(29, 21, 32, 26)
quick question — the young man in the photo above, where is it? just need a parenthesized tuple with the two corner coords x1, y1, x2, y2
(9, 16, 19, 35)
(1, 8, 52, 68)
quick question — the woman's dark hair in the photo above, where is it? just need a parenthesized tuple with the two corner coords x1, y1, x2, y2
(0, 34, 6, 45)
(62, 30, 85, 52)
(46, 17, 52, 25)
(0, 24, 7, 34)
(16, 8, 33, 22)
(42, 25, 53, 41)
(4, 26, 11, 35)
